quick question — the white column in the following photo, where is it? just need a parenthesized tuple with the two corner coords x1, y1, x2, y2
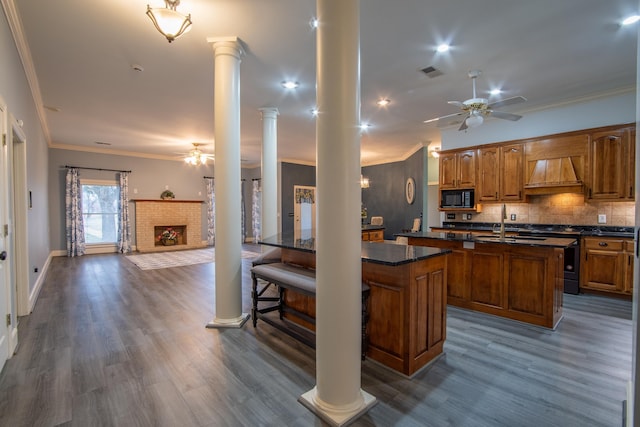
(299, 1, 376, 425)
(205, 37, 249, 328)
(259, 107, 279, 244)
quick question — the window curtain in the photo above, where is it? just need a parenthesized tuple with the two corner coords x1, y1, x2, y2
(117, 172, 132, 253)
(252, 179, 262, 243)
(240, 180, 246, 243)
(65, 168, 85, 257)
(205, 177, 215, 246)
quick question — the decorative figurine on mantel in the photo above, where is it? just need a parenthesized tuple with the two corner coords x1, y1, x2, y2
(160, 190, 175, 200)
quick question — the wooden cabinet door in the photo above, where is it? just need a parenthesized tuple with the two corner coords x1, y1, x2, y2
(470, 251, 504, 308)
(500, 143, 524, 201)
(477, 147, 499, 201)
(624, 240, 634, 294)
(580, 237, 626, 293)
(446, 249, 470, 302)
(457, 150, 476, 188)
(439, 152, 458, 189)
(589, 129, 628, 200)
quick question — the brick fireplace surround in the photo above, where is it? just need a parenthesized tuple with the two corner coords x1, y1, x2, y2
(134, 199, 206, 253)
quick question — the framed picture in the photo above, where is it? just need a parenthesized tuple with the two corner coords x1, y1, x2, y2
(405, 177, 415, 204)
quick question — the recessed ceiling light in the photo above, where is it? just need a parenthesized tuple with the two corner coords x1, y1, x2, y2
(309, 17, 319, 29)
(622, 15, 640, 25)
(436, 44, 450, 53)
(360, 123, 371, 131)
(377, 98, 390, 106)
(311, 108, 318, 117)
(490, 89, 502, 96)
(281, 81, 299, 89)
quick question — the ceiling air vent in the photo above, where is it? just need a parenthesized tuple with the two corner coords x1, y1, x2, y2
(420, 66, 443, 78)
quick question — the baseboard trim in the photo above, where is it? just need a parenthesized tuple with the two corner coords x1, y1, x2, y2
(27, 252, 54, 313)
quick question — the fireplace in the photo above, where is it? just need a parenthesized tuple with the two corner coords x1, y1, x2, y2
(134, 199, 205, 252)
(154, 225, 187, 247)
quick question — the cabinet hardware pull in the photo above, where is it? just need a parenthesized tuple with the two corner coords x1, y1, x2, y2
(599, 242, 608, 247)
(495, 192, 498, 199)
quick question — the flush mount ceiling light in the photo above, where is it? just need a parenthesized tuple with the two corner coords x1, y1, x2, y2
(184, 143, 212, 166)
(146, 0, 192, 43)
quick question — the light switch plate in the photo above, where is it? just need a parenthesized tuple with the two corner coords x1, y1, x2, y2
(510, 214, 516, 221)
(598, 214, 606, 224)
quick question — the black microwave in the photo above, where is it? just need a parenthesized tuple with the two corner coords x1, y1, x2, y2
(440, 189, 474, 208)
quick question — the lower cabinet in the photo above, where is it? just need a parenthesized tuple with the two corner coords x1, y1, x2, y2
(408, 237, 564, 328)
(581, 236, 634, 295)
(362, 229, 384, 242)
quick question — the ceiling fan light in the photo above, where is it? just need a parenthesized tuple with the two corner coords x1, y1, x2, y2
(146, 1, 192, 43)
(465, 114, 484, 128)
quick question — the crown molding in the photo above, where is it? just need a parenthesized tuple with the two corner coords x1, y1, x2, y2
(1, 0, 51, 143)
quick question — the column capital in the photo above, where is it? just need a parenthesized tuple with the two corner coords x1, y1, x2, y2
(207, 36, 245, 59)
(259, 107, 279, 119)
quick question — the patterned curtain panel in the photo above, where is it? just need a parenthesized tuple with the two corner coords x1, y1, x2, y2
(117, 172, 132, 253)
(252, 179, 262, 243)
(205, 178, 215, 246)
(65, 168, 86, 257)
(240, 180, 246, 243)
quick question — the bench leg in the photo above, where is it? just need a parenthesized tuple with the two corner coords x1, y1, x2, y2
(251, 274, 258, 327)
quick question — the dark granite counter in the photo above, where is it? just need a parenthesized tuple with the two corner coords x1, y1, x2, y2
(396, 231, 577, 248)
(259, 232, 450, 266)
(434, 222, 634, 238)
(361, 224, 385, 231)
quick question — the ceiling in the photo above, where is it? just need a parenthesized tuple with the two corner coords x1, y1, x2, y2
(7, 0, 639, 167)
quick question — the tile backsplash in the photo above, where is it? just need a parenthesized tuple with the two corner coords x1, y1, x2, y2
(466, 194, 635, 226)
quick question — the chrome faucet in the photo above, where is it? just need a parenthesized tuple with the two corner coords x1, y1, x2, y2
(499, 203, 506, 241)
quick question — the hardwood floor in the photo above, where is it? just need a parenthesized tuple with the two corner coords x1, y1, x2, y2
(0, 246, 632, 426)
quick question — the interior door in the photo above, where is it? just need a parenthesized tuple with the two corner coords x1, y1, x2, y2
(293, 185, 316, 241)
(0, 100, 11, 366)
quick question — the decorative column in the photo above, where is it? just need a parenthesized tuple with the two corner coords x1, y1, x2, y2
(205, 37, 249, 329)
(259, 107, 279, 244)
(299, 1, 376, 425)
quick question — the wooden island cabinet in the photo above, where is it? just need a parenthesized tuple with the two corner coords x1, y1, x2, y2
(257, 234, 450, 377)
(402, 232, 572, 329)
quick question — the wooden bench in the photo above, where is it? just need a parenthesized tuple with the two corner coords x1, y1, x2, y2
(250, 262, 370, 360)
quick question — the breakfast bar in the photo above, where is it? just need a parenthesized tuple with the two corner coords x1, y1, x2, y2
(254, 233, 451, 376)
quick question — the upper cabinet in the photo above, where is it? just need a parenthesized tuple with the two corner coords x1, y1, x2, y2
(588, 126, 635, 201)
(477, 144, 524, 202)
(439, 149, 476, 189)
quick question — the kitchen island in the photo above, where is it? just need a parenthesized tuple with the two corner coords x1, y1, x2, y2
(396, 231, 577, 329)
(257, 233, 450, 376)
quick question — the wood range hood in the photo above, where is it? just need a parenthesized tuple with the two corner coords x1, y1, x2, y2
(524, 156, 584, 195)
(523, 134, 588, 196)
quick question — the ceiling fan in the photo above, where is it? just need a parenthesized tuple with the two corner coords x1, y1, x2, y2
(183, 143, 213, 165)
(424, 70, 527, 131)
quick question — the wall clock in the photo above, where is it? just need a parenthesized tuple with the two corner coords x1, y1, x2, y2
(405, 177, 415, 204)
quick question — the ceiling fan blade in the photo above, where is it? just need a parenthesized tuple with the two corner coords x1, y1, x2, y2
(458, 118, 468, 131)
(487, 96, 527, 109)
(447, 100, 464, 108)
(489, 110, 523, 121)
(424, 111, 464, 125)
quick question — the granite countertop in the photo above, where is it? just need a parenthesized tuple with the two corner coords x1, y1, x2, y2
(433, 222, 635, 238)
(361, 224, 385, 231)
(259, 231, 450, 266)
(396, 231, 578, 248)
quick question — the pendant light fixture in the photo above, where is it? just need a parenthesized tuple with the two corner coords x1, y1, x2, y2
(146, 0, 192, 43)
(184, 143, 212, 166)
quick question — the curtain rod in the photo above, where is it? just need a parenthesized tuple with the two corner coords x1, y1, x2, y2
(203, 176, 214, 179)
(65, 165, 131, 173)
(252, 178, 261, 181)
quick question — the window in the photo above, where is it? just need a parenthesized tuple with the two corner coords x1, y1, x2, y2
(81, 180, 119, 244)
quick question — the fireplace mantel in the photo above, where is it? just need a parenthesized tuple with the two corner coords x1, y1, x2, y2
(134, 199, 206, 253)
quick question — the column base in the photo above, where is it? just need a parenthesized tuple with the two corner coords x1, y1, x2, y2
(299, 386, 377, 426)
(205, 313, 250, 329)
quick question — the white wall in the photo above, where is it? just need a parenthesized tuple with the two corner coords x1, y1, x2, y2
(440, 91, 635, 150)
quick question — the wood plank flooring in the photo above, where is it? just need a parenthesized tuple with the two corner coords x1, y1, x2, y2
(0, 245, 632, 426)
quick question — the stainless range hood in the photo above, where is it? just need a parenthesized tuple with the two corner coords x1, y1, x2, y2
(524, 156, 584, 195)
